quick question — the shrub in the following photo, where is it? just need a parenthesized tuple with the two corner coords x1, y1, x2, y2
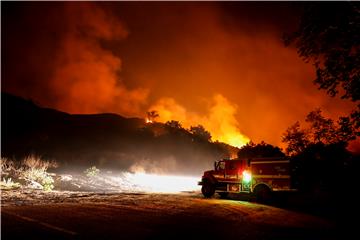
(1, 156, 57, 191)
(0, 177, 21, 190)
(41, 175, 55, 191)
(1, 158, 15, 173)
(20, 167, 54, 191)
(23, 155, 58, 170)
(84, 166, 100, 177)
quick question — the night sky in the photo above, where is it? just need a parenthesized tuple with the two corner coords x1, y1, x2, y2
(2, 2, 356, 149)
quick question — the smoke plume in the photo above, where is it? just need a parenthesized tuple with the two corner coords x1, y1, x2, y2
(3, 3, 148, 116)
(50, 4, 149, 115)
(3, 2, 356, 148)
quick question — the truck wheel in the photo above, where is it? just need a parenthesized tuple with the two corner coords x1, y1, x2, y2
(201, 182, 215, 198)
(219, 192, 229, 199)
(254, 185, 271, 203)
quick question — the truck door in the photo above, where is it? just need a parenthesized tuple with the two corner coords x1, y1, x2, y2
(214, 160, 226, 180)
(225, 160, 242, 179)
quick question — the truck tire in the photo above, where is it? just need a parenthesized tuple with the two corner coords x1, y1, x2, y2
(201, 182, 215, 198)
(254, 185, 271, 203)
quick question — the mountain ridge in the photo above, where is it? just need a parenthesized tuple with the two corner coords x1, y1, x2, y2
(2, 92, 235, 175)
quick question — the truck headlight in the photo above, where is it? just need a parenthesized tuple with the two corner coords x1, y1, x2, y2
(242, 170, 252, 183)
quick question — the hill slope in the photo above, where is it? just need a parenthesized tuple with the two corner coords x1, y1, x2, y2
(2, 93, 235, 175)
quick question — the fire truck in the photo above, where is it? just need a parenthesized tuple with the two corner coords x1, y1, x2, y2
(198, 157, 295, 201)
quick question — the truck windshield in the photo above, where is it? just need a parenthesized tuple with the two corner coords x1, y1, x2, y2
(214, 161, 221, 170)
(215, 161, 225, 170)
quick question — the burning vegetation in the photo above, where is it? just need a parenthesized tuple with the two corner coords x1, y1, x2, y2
(149, 94, 250, 148)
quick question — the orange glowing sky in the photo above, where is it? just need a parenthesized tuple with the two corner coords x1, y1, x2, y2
(3, 2, 356, 149)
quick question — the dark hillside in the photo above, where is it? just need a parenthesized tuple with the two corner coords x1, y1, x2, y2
(2, 93, 235, 175)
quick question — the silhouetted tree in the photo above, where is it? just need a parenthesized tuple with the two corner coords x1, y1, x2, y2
(306, 109, 337, 144)
(338, 116, 357, 143)
(282, 108, 359, 194)
(283, 109, 357, 155)
(286, 2, 360, 131)
(165, 120, 182, 129)
(164, 120, 186, 137)
(291, 141, 352, 191)
(237, 141, 285, 158)
(146, 110, 159, 122)
(189, 125, 211, 142)
(286, 3, 360, 102)
(282, 122, 310, 156)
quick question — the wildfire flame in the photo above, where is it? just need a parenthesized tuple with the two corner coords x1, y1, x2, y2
(149, 94, 250, 148)
(145, 118, 153, 124)
(216, 132, 250, 148)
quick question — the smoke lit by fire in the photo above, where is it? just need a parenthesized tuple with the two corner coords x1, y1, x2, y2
(3, 2, 356, 147)
(149, 94, 250, 148)
(49, 4, 149, 116)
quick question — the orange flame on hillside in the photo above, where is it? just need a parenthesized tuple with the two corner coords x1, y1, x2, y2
(149, 94, 250, 148)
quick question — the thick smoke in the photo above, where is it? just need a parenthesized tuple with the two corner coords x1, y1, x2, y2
(3, 2, 356, 149)
(50, 4, 148, 115)
(115, 3, 356, 147)
(3, 3, 148, 116)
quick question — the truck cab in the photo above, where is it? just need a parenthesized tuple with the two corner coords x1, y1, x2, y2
(199, 157, 294, 201)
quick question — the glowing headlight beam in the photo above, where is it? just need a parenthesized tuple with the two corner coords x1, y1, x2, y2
(112, 172, 200, 193)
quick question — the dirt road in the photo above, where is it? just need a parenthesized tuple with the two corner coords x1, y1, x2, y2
(1, 191, 338, 240)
